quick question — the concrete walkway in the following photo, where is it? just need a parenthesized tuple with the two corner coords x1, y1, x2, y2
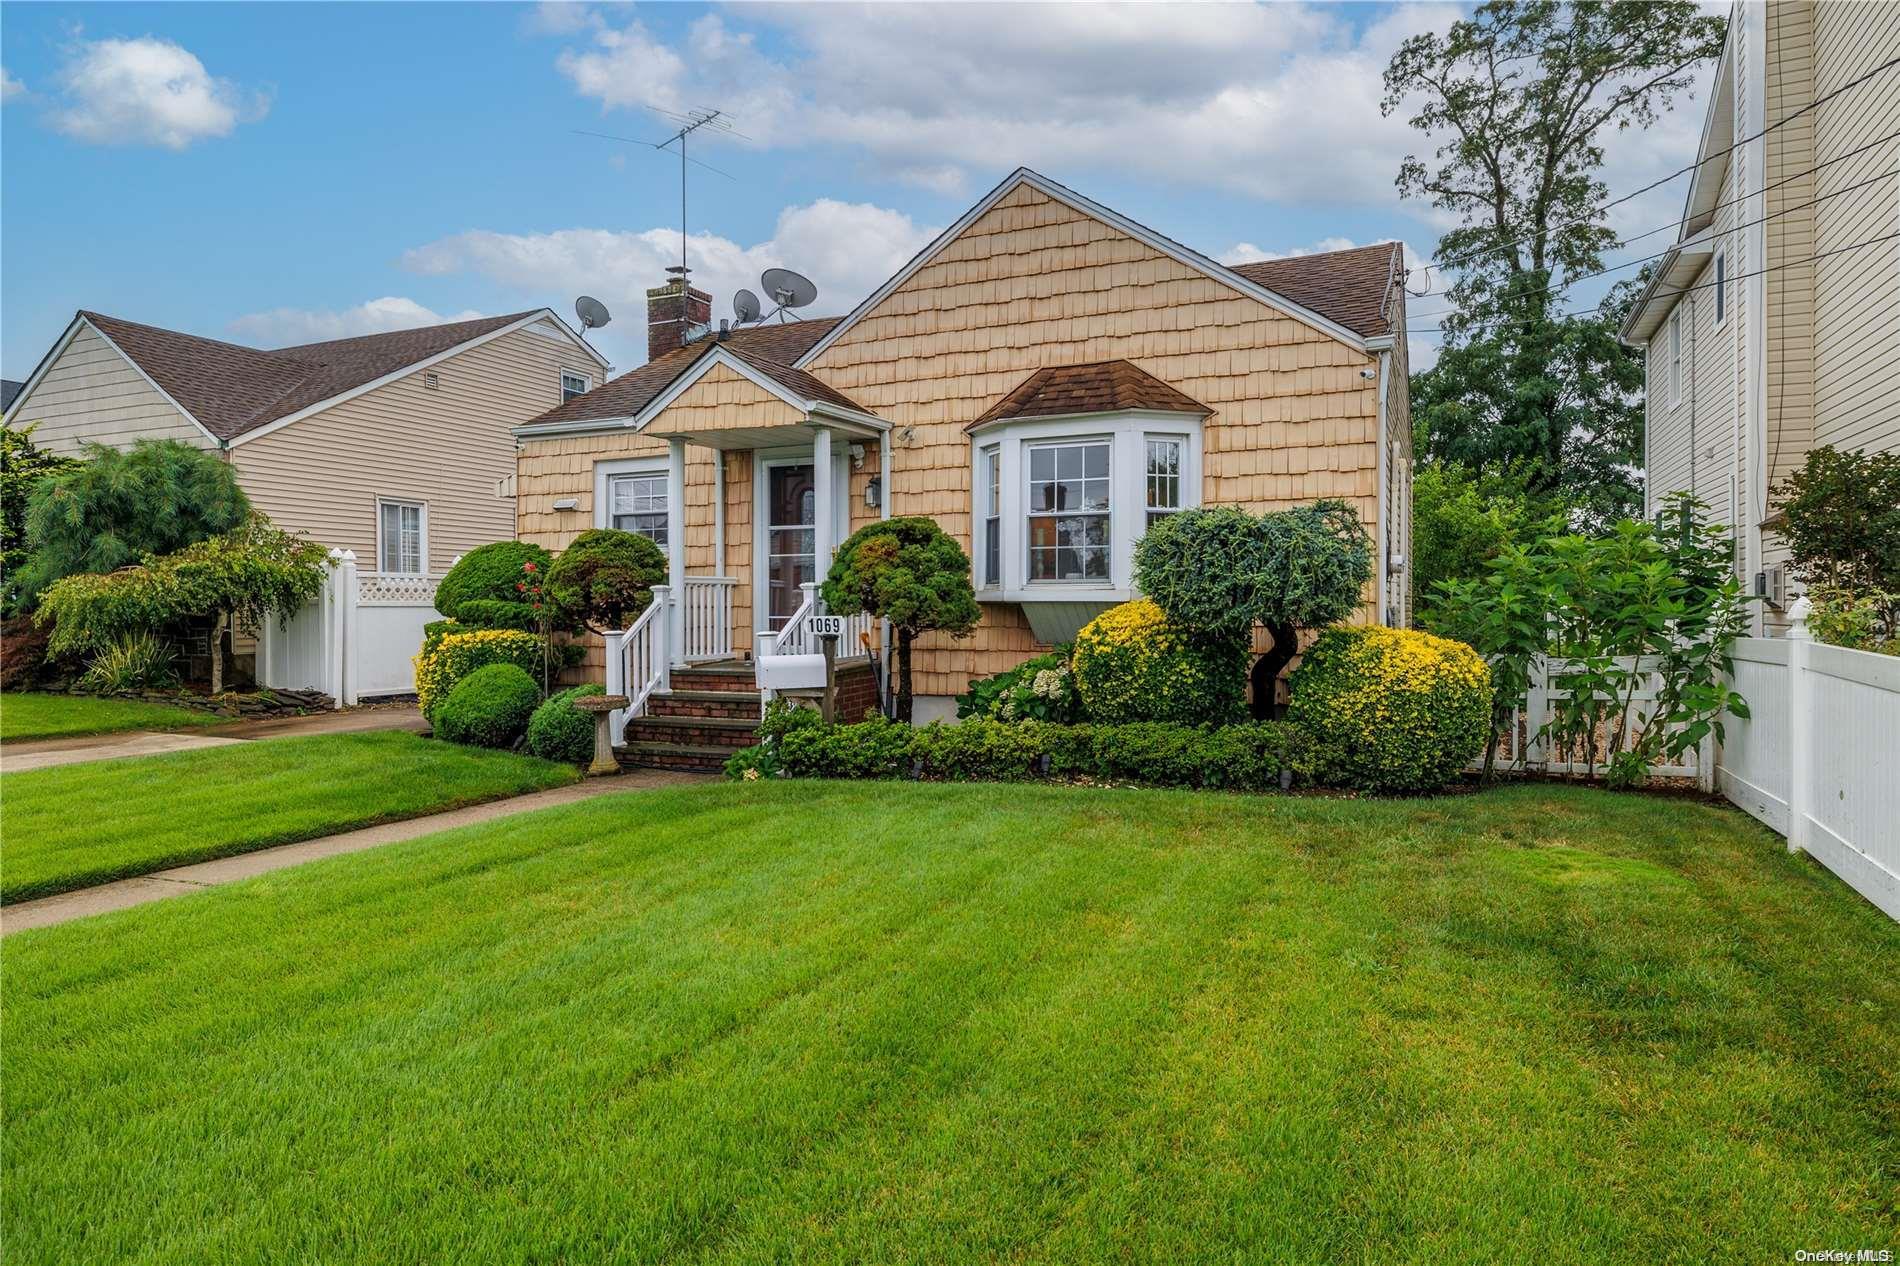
(1, 769, 710, 936)
(2, 705, 427, 773)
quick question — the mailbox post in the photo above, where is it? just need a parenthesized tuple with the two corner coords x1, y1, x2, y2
(809, 614, 844, 724)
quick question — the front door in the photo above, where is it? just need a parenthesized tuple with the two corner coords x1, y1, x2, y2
(766, 463, 815, 628)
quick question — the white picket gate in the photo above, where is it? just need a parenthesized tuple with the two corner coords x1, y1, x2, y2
(256, 550, 442, 707)
(1479, 656, 1709, 783)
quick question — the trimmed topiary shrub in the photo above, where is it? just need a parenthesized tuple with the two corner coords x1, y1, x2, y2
(545, 529, 667, 632)
(434, 542, 553, 631)
(821, 516, 980, 722)
(433, 663, 540, 749)
(1287, 625, 1490, 794)
(415, 627, 545, 720)
(525, 683, 605, 763)
(1071, 599, 1248, 725)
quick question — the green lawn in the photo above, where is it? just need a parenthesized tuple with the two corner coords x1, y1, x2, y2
(0, 691, 223, 743)
(0, 731, 578, 903)
(3, 782, 1894, 1263)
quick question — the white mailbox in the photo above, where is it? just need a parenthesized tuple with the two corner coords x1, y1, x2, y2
(755, 653, 828, 691)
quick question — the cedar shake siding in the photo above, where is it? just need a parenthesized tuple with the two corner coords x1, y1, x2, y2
(516, 170, 1406, 701)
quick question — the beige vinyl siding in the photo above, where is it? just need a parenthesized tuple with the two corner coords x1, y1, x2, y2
(232, 325, 600, 572)
(6, 325, 212, 456)
(803, 181, 1383, 696)
(1810, 0, 1900, 457)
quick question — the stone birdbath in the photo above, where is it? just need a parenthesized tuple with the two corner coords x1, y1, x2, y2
(573, 694, 629, 776)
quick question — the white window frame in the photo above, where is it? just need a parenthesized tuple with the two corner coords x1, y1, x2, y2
(593, 458, 669, 542)
(1712, 248, 1727, 328)
(968, 410, 1202, 604)
(561, 370, 592, 402)
(980, 445, 1002, 591)
(1144, 434, 1187, 529)
(1025, 437, 1114, 585)
(375, 498, 427, 575)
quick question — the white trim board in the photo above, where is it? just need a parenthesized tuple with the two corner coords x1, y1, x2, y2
(794, 167, 1374, 369)
(229, 308, 602, 448)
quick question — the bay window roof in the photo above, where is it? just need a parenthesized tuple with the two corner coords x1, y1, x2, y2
(966, 360, 1209, 432)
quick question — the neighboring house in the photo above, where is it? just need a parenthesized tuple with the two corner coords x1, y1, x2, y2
(516, 166, 1411, 738)
(1620, 0, 1899, 632)
(4, 309, 608, 577)
(0, 380, 23, 413)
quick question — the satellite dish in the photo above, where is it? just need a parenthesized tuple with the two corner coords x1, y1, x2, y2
(733, 289, 762, 324)
(575, 296, 612, 331)
(760, 267, 818, 311)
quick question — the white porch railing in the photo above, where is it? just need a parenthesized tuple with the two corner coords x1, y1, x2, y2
(759, 583, 876, 658)
(604, 584, 670, 745)
(681, 576, 738, 662)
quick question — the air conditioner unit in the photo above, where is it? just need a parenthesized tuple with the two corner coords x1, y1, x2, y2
(1754, 564, 1786, 610)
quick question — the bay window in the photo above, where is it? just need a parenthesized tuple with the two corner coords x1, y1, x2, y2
(982, 446, 1001, 588)
(1145, 437, 1184, 527)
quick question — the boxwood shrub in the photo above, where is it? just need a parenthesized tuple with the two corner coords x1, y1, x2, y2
(434, 541, 552, 631)
(726, 711, 1311, 792)
(1287, 625, 1489, 794)
(433, 663, 541, 749)
(1071, 599, 1248, 725)
(525, 682, 605, 764)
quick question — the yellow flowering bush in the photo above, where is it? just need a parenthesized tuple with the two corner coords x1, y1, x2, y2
(1071, 599, 1248, 725)
(414, 627, 545, 720)
(1287, 625, 1490, 794)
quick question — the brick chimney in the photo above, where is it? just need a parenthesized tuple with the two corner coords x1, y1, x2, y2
(647, 266, 712, 361)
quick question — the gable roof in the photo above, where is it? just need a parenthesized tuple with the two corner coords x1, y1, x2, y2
(795, 168, 1388, 370)
(7, 308, 604, 443)
(967, 361, 1210, 431)
(1228, 242, 1404, 340)
(521, 317, 845, 430)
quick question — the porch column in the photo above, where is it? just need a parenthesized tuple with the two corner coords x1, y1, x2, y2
(812, 425, 834, 579)
(667, 437, 687, 665)
(712, 448, 726, 573)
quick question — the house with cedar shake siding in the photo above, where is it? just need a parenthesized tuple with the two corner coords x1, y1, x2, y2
(515, 168, 1411, 751)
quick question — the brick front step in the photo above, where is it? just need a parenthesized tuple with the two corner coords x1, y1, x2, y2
(623, 713, 760, 750)
(646, 689, 764, 721)
(616, 741, 736, 773)
(667, 663, 760, 694)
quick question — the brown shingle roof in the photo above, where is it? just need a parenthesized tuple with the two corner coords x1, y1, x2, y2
(1226, 241, 1402, 339)
(81, 309, 539, 441)
(967, 360, 1210, 431)
(523, 318, 851, 428)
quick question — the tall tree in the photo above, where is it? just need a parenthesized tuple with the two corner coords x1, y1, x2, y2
(1384, 1, 1726, 518)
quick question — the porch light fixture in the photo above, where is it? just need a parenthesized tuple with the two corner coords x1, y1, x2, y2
(553, 497, 580, 512)
(864, 477, 882, 509)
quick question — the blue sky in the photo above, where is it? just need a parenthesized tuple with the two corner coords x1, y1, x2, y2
(1, 2, 1707, 379)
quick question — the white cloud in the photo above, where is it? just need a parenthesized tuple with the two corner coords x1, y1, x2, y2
(552, 4, 1457, 207)
(1, 67, 24, 104)
(49, 36, 267, 149)
(402, 198, 939, 368)
(227, 297, 485, 347)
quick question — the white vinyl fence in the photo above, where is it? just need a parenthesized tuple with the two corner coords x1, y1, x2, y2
(257, 549, 442, 706)
(1717, 628, 1899, 920)
(1480, 656, 1710, 784)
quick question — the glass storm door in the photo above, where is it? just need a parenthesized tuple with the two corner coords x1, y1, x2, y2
(766, 463, 816, 627)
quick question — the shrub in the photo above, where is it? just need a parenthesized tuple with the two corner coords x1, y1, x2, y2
(1133, 500, 1372, 717)
(1071, 599, 1247, 725)
(414, 628, 545, 720)
(78, 632, 177, 693)
(1775, 445, 1900, 595)
(14, 438, 249, 608)
(2, 424, 79, 615)
(1805, 587, 1898, 656)
(433, 663, 541, 749)
(957, 648, 1084, 723)
(525, 683, 606, 763)
(434, 542, 553, 630)
(726, 714, 1312, 792)
(1288, 625, 1489, 794)
(822, 517, 980, 722)
(544, 529, 667, 632)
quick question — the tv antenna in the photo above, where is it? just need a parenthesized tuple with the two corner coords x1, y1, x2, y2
(574, 296, 612, 341)
(571, 104, 744, 282)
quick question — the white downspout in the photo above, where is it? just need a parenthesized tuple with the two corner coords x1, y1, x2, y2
(1374, 348, 1392, 627)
